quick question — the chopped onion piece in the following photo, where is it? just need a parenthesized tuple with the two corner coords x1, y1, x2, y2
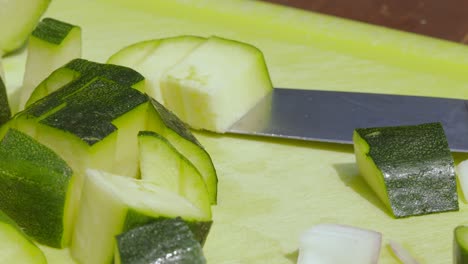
(389, 240, 420, 264)
(456, 160, 468, 201)
(297, 223, 382, 264)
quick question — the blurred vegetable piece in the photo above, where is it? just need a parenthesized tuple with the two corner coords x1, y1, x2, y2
(297, 223, 382, 264)
(0, 0, 50, 55)
(0, 210, 47, 264)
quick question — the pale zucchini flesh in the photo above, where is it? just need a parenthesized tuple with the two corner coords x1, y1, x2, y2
(161, 36, 273, 133)
(20, 17, 82, 111)
(108, 35, 205, 103)
(147, 98, 218, 204)
(71, 169, 210, 264)
(138, 131, 212, 217)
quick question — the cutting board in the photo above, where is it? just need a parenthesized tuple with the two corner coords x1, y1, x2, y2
(4, 0, 468, 263)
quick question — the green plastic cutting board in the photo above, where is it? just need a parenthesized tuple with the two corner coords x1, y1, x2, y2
(4, 0, 468, 263)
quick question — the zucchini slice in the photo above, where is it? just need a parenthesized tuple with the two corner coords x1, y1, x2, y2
(20, 17, 82, 111)
(138, 131, 211, 217)
(454, 225, 468, 264)
(108, 35, 205, 103)
(71, 169, 211, 264)
(0, 128, 75, 248)
(353, 122, 458, 217)
(147, 98, 218, 204)
(0, 210, 47, 264)
(0, 0, 50, 55)
(160, 36, 273, 132)
(115, 218, 206, 264)
(0, 75, 11, 126)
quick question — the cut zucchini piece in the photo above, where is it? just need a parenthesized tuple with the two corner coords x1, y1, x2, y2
(0, 128, 75, 248)
(14, 59, 148, 176)
(108, 35, 205, 103)
(71, 169, 211, 264)
(0, 210, 47, 264)
(19, 17, 82, 110)
(0, 0, 50, 55)
(161, 36, 273, 132)
(26, 58, 146, 107)
(138, 131, 211, 217)
(0, 75, 11, 126)
(454, 225, 468, 264)
(353, 122, 458, 218)
(115, 218, 206, 264)
(147, 98, 218, 204)
(4, 70, 149, 247)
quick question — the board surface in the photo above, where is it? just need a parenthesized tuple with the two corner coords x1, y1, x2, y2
(4, 0, 468, 263)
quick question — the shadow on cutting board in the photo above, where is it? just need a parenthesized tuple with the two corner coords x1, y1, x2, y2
(333, 162, 392, 218)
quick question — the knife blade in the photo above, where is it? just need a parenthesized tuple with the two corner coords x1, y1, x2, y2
(228, 88, 468, 152)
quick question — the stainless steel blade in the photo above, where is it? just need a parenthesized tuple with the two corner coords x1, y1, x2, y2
(228, 88, 468, 152)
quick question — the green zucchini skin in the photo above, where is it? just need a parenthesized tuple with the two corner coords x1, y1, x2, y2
(354, 122, 458, 218)
(24, 77, 148, 145)
(149, 98, 218, 204)
(123, 209, 212, 247)
(0, 76, 11, 125)
(32, 17, 76, 45)
(150, 98, 201, 146)
(26, 58, 145, 107)
(0, 128, 73, 247)
(116, 217, 206, 264)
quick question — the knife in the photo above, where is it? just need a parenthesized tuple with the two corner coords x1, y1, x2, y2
(228, 88, 468, 152)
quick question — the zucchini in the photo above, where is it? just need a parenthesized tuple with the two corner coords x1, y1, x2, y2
(26, 58, 146, 107)
(115, 217, 206, 264)
(147, 98, 218, 204)
(0, 0, 50, 55)
(0, 64, 149, 250)
(353, 122, 458, 217)
(454, 225, 468, 264)
(0, 58, 217, 232)
(71, 169, 211, 264)
(0, 75, 11, 126)
(19, 17, 82, 111)
(0, 210, 47, 264)
(0, 128, 75, 248)
(138, 131, 211, 217)
(108, 35, 205, 103)
(160, 36, 273, 132)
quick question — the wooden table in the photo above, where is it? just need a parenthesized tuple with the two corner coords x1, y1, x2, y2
(264, 0, 468, 44)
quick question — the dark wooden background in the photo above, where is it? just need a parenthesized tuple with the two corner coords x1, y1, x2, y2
(262, 0, 468, 44)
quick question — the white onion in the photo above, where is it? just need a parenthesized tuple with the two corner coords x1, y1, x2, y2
(389, 240, 420, 264)
(297, 223, 382, 264)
